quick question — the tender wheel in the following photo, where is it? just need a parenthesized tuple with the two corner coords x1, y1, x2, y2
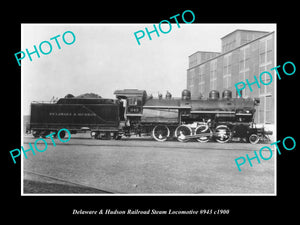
(105, 132, 111, 140)
(40, 130, 50, 138)
(91, 131, 97, 139)
(115, 135, 122, 140)
(152, 125, 170, 142)
(113, 132, 122, 140)
(214, 125, 231, 143)
(175, 125, 192, 142)
(249, 134, 260, 144)
(57, 130, 66, 139)
(195, 125, 212, 143)
(32, 130, 40, 138)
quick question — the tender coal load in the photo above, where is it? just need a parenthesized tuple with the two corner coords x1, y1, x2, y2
(75, 93, 102, 98)
(64, 94, 74, 98)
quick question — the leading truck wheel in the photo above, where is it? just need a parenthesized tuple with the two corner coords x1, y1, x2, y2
(175, 125, 192, 142)
(214, 125, 231, 143)
(249, 134, 260, 144)
(152, 125, 170, 142)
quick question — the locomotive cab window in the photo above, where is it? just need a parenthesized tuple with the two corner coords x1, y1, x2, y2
(126, 97, 142, 114)
(128, 97, 142, 106)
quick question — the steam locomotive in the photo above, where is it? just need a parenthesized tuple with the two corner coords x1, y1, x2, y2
(29, 89, 272, 144)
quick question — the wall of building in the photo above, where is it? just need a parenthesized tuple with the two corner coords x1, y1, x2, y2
(189, 51, 221, 68)
(221, 30, 269, 53)
(187, 30, 275, 125)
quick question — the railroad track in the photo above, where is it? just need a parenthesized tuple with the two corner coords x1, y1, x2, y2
(23, 137, 272, 152)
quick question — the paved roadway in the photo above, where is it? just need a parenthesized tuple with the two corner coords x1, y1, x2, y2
(22, 133, 275, 194)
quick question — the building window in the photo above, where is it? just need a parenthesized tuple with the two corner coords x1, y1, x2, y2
(223, 38, 236, 52)
(239, 46, 250, 97)
(223, 53, 232, 89)
(259, 36, 273, 96)
(188, 68, 197, 97)
(199, 65, 205, 94)
(189, 54, 198, 68)
(258, 95, 273, 124)
(259, 36, 273, 66)
(258, 96, 265, 124)
(210, 59, 217, 90)
(259, 66, 273, 96)
(258, 35, 274, 124)
(265, 96, 273, 124)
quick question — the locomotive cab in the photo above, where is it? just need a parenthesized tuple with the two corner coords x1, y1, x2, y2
(114, 89, 147, 118)
(127, 97, 143, 115)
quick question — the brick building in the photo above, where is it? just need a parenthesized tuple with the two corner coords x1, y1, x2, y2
(187, 29, 275, 126)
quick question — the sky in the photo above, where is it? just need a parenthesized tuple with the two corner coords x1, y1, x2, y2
(22, 23, 276, 115)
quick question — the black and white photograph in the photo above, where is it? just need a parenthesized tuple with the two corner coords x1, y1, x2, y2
(21, 23, 276, 195)
(4, 5, 298, 221)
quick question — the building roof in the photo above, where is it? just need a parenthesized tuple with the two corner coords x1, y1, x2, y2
(188, 51, 221, 58)
(114, 89, 147, 97)
(220, 29, 270, 40)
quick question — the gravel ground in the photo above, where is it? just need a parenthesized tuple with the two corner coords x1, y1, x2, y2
(22, 134, 275, 195)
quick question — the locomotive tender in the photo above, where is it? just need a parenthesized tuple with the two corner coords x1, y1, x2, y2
(29, 89, 271, 144)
